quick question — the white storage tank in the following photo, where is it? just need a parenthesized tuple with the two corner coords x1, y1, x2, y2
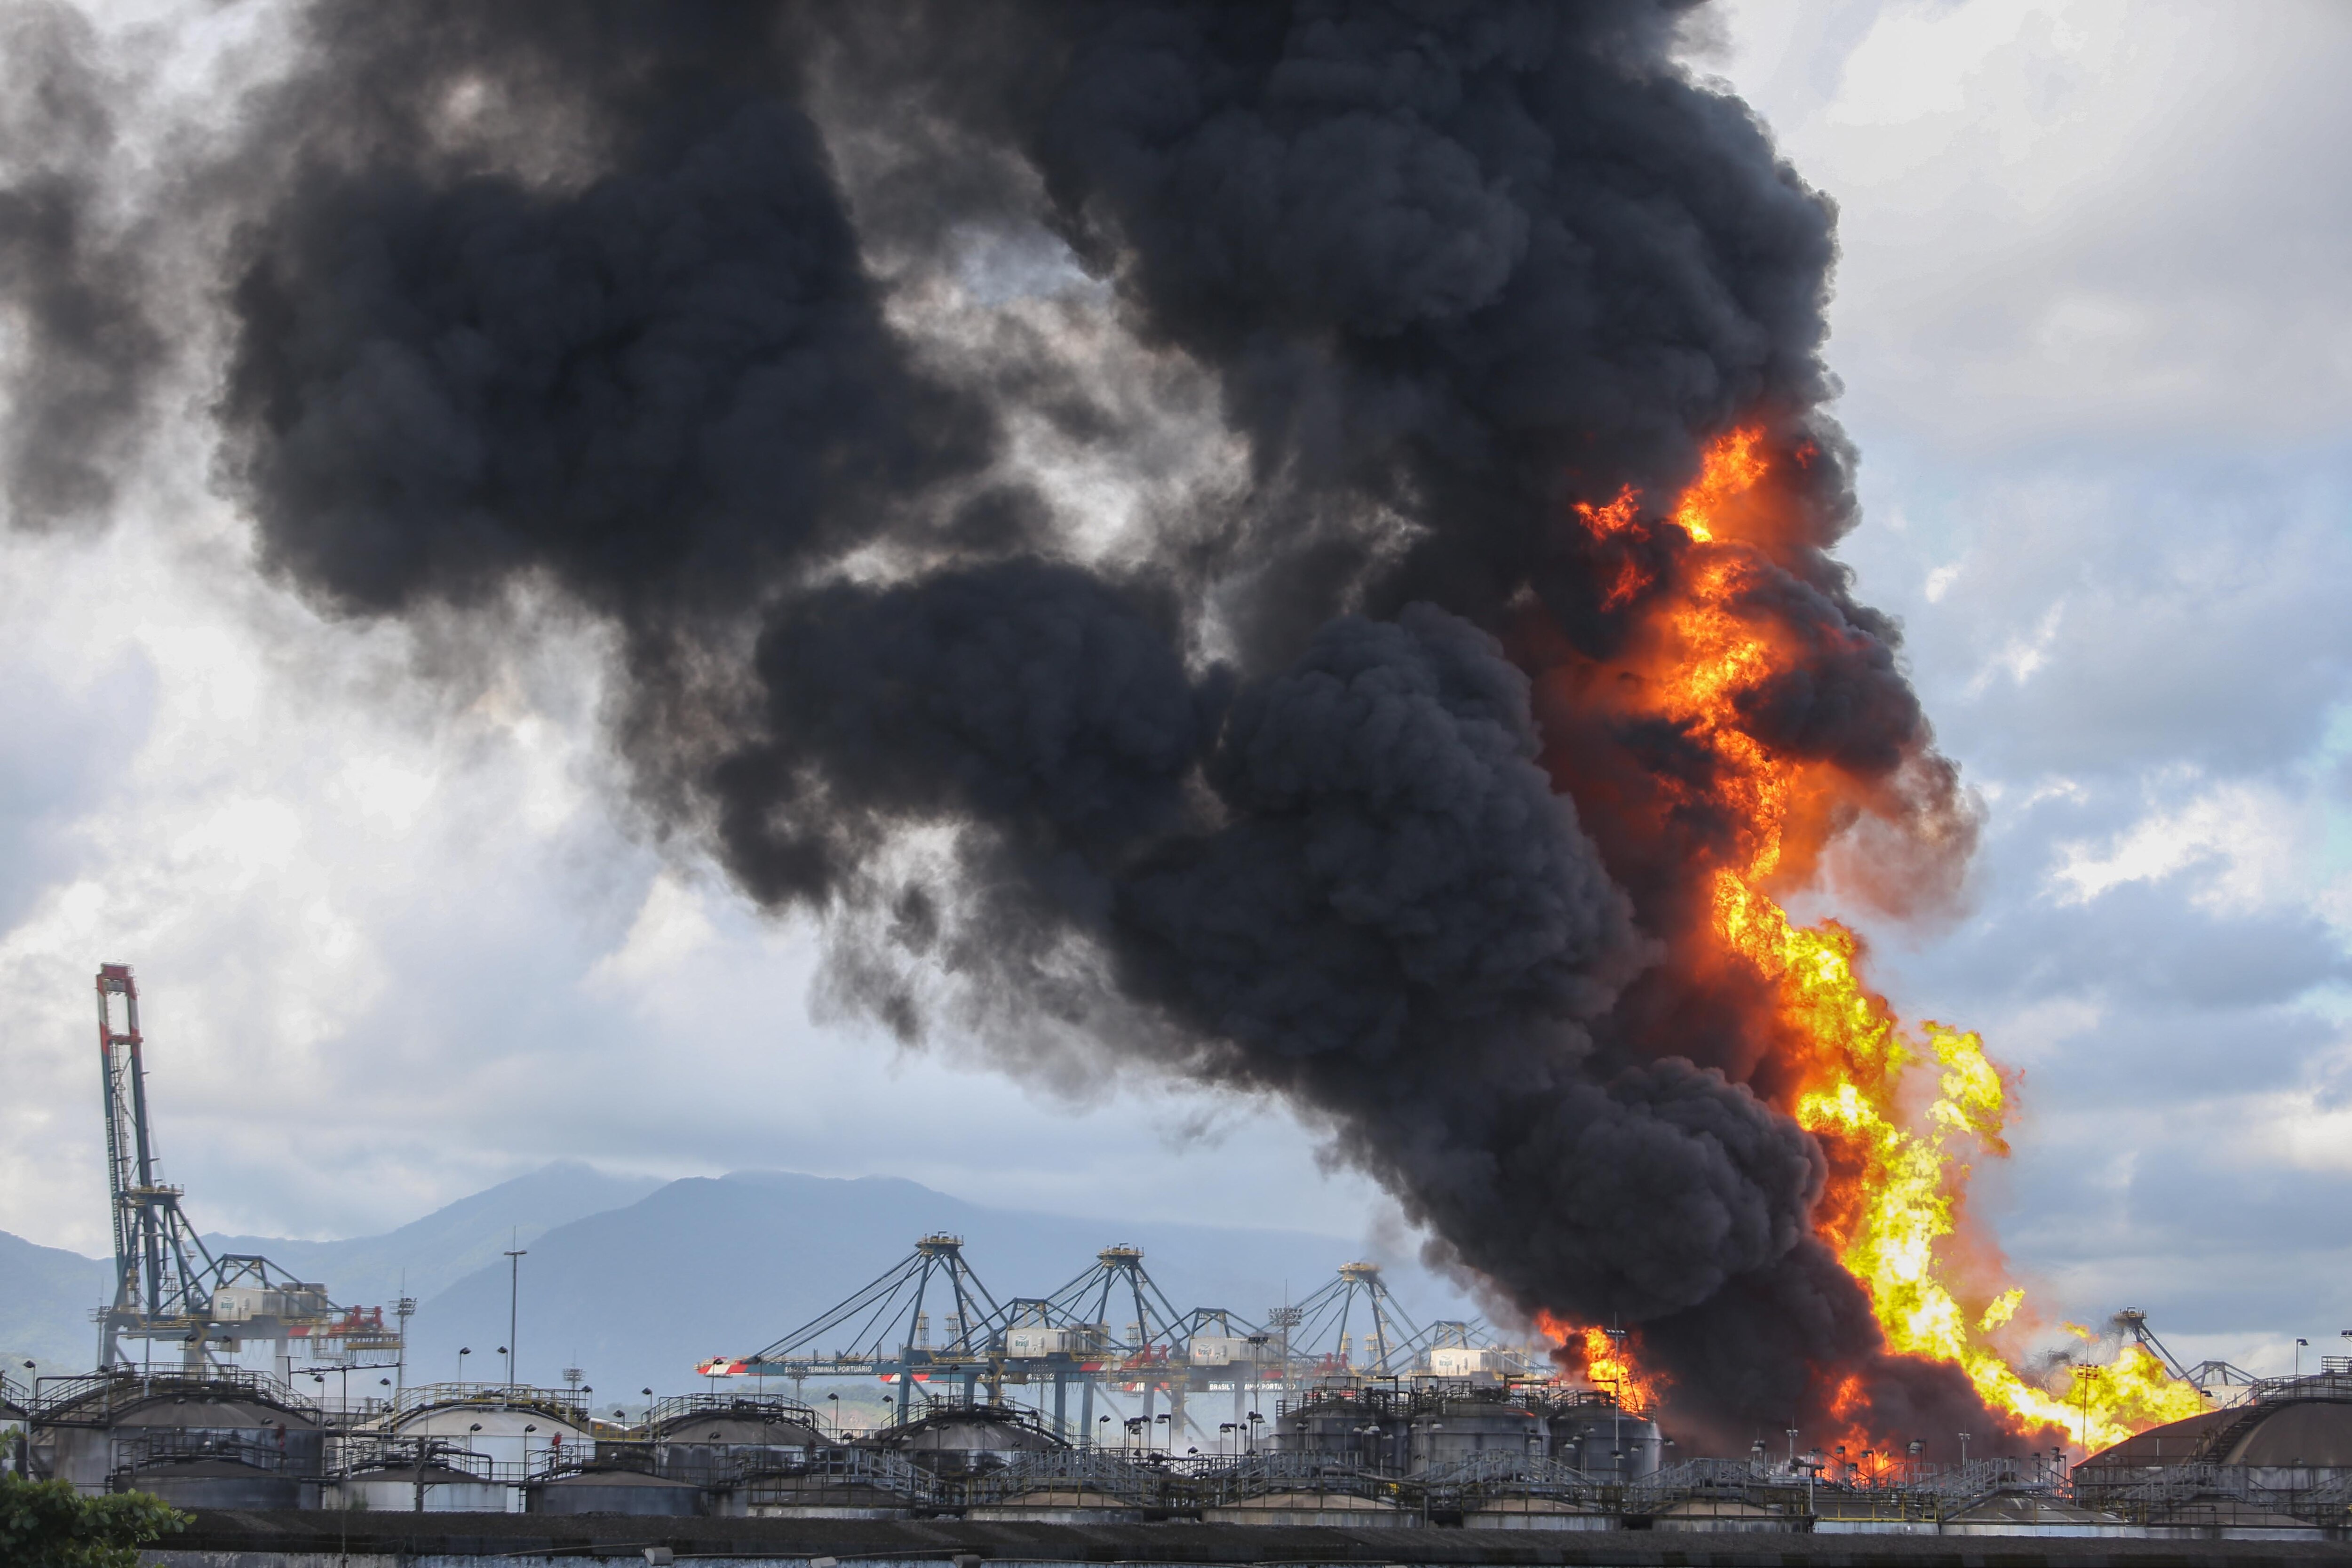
(381, 1385, 593, 1507)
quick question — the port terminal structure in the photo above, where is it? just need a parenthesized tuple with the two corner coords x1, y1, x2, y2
(88, 963, 406, 1382)
(706, 1235, 1549, 1453)
(32, 961, 2343, 1538)
(30, 1362, 2352, 1539)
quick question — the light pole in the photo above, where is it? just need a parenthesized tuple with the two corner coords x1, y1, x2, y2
(457, 1346, 470, 1382)
(2295, 1337, 2308, 1379)
(2072, 1364, 2102, 1454)
(827, 1392, 840, 1437)
(504, 1245, 527, 1388)
(1958, 1430, 1971, 1467)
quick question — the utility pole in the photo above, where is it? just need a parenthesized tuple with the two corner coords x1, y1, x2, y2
(505, 1240, 527, 1389)
(2072, 1364, 2101, 1455)
(393, 1291, 416, 1398)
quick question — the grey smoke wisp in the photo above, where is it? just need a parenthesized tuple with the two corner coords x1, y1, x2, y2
(0, 0, 2018, 1445)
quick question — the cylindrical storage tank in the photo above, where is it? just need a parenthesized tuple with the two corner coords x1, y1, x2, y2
(33, 1375, 327, 1498)
(1273, 1395, 1406, 1471)
(1202, 1491, 1417, 1528)
(530, 1468, 705, 1516)
(1465, 1496, 1617, 1531)
(329, 1460, 510, 1513)
(873, 1406, 1059, 1475)
(118, 1457, 315, 1511)
(724, 1474, 912, 1520)
(1547, 1404, 1660, 1481)
(383, 1390, 590, 1480)
(1407, 1398, 1547, 1472)
(652, 1406, 822, 1483)
(966, 1486, 1145, 1523)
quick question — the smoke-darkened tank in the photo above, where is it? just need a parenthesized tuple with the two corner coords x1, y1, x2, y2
(870, 1401, 1061, 1475)
(529, 1464, 705, 1516)
(646, 1394, 822, 1484)
(28, 1370, 324, 1509)
(1272, 1385, 1407, 1470)
(1548, 1394, 1661, 1481)
(1407, 1392, 1549, 1473)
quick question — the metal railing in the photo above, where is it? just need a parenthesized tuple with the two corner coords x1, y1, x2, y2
(108, 1428, 314, 1478)
(383, 1381, 590, 1425)
(729, 1443, 943, 1508)
(30, 1367, 319, 1427)
(1420, 1450, 1603, 1501)
(2076, 1459, 2352, 1528)
(327, 1434, 523, 1484)
(961, 1448, 1170, 1508)
(646, 1391, 822, 1433)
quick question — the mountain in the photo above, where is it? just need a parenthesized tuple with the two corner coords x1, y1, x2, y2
(2, 1164, 1462, 1402)
(202, 1161, 663, 1308)
(402, 1169, 1470, 1403)
(0, 1229, 110, 1369)
(0, 1161, 660, 1374)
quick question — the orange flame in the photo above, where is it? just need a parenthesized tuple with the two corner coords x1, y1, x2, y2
(1572, 484, 1652, 608)
(1545, 428, 2207, 1453)
(1670, 425, 1767, 542)
(1536, 1312, 1664, 1415)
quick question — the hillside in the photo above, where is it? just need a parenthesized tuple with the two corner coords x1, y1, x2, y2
(202, 1160, 663, 1307)
(0, 1228, 110, 1369)
(401, 1169, 1454, 1399)
(1, 1165, 1464, 1399)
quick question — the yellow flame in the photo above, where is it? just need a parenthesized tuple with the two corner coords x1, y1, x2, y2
(1643, 430, 2210, 1451)
(1537, 1313, 1664, 1415)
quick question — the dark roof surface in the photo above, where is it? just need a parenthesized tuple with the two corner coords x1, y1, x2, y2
(2082, 1395, 2352, 1471)
(2228, 1398, 2352, 1466)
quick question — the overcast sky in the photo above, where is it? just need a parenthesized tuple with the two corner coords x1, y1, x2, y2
(1, 0, 2345, 1371)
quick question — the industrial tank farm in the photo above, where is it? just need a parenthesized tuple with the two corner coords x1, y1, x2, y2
(16, 965, 2350, 1542)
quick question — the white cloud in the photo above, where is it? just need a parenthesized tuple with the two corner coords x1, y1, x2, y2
(2050, 776, 2321, 913)
(1824, 0, 2055, 127)
(1965, 599, 2065, 695)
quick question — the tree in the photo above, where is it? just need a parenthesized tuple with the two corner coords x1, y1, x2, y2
(0, 1473, 188, 1568)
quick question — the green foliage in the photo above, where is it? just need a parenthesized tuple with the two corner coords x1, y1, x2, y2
(0, 1472, 188, 1568)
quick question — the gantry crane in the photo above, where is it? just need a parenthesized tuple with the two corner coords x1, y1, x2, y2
(91, 963, 400, 1378)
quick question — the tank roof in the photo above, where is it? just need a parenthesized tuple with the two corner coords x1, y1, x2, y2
(659, 1413, 823, 1444)
(32, 1371, 321, 1430)
(2226, 1398, 2352, 1467)
(2082, 1391, 2352, 1471)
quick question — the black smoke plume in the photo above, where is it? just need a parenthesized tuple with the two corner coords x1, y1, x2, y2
(0, 0, 2016, 1447)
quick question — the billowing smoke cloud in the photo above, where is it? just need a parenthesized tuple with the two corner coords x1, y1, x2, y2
(0, 3, 165, 529)
(0, 0, 2011, 1445)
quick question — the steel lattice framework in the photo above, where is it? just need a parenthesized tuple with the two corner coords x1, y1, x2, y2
(91, 963, 401, 1372)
